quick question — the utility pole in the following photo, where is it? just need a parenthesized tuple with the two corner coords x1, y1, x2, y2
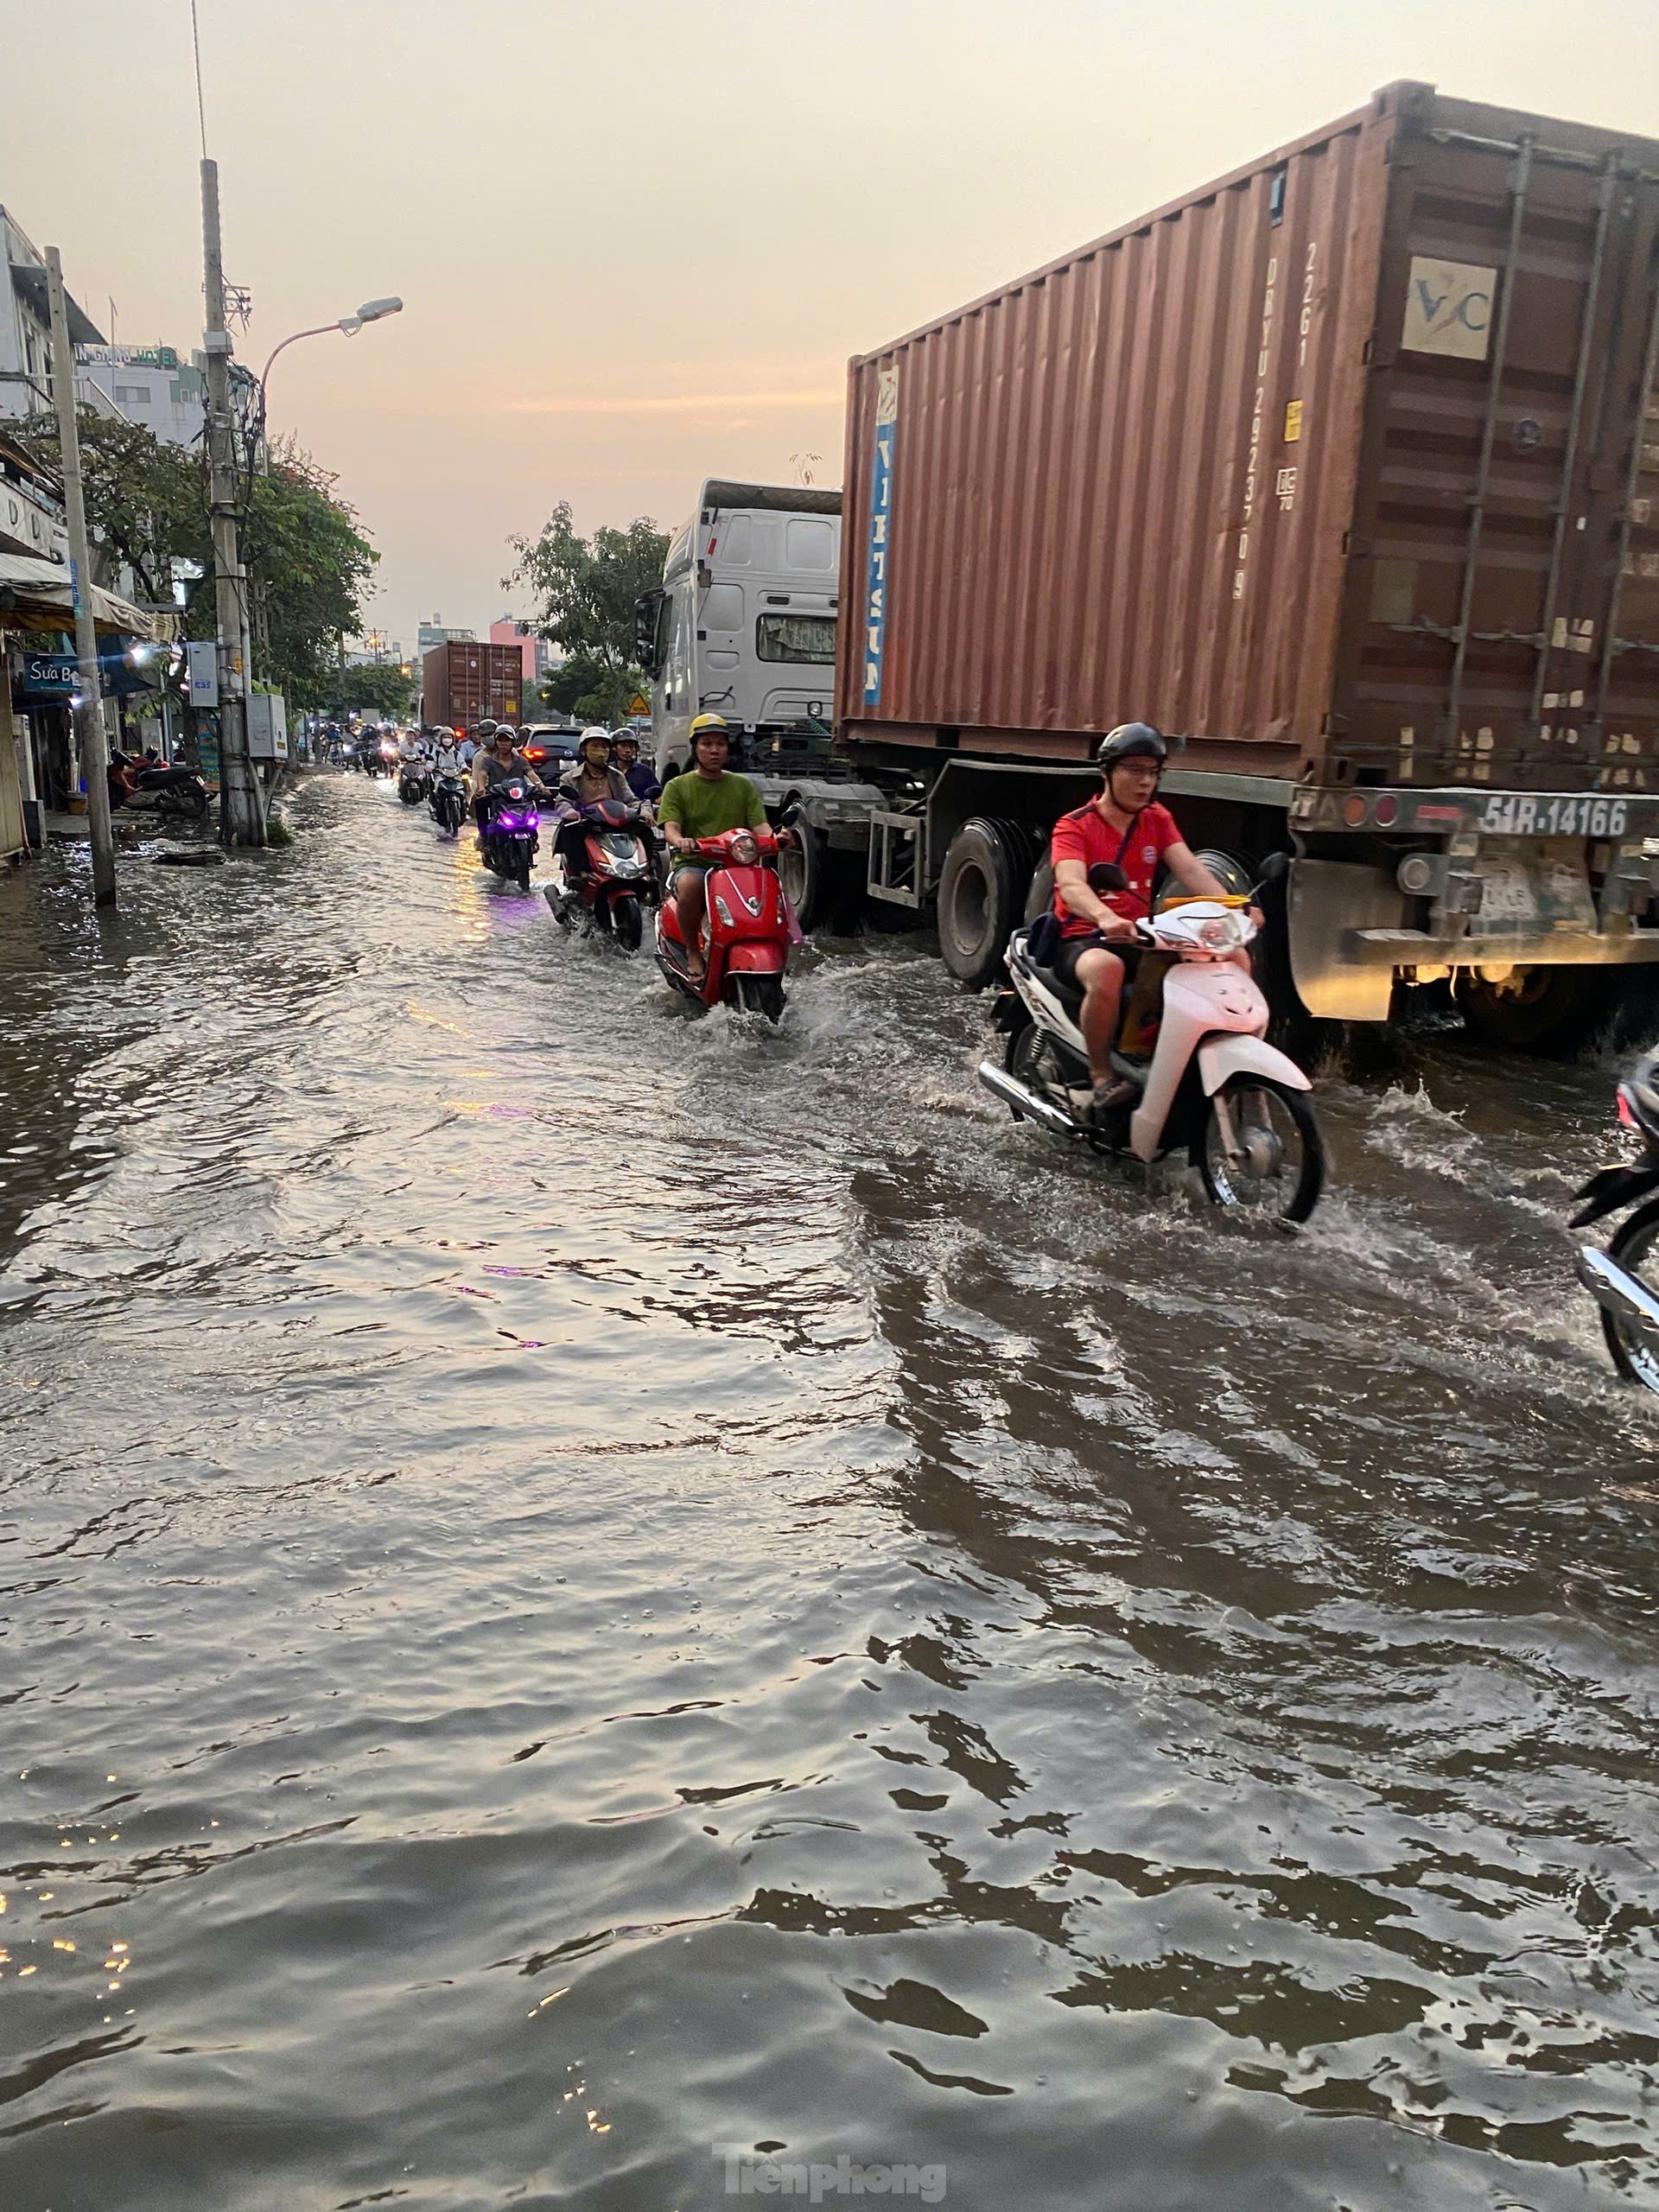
(45, 247, 117, 908)
(199, 157, 264, 846)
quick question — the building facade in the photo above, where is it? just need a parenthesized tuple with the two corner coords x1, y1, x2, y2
(74, 344, 207, 448)
(416, 619, 474, 657)
(0, 206, 106, 425)
(488, 616, 550, 685)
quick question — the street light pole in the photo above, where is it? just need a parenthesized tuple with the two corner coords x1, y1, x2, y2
(200, 156, 264, 847)
(44, 246, 117, 908)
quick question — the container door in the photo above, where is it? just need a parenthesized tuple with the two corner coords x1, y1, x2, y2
(1339, 107, 1659, 791)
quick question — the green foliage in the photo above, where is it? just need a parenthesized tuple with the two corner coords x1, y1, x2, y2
(506, 503, 664, 721)
(536, 648, 636, 724)
(244, 441, 378, 707)
(329, 661, 416, 718)
(13, 410, 378, 708)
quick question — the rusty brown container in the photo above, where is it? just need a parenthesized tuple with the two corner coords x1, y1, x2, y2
(837, 81, 1659, 791)
(422, 641, 524, 730)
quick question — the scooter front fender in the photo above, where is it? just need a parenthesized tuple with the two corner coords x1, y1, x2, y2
(726, 941, 785, 974)
(1197, 1033, 1313, 1096)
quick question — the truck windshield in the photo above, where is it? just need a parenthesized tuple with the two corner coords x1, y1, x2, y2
(755, 613, 836, 664)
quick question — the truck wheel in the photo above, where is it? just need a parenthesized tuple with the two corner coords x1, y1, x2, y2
(1025, 855, 1054, 926)
(938, 817, 1027, 988)
(1455, 966, 1617, 1053)
(779, 816, 827, 930)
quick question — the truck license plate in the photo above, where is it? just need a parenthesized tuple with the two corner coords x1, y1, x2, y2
(1479, 792, 1629, 838)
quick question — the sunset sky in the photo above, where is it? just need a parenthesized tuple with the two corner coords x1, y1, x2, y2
(12, 0, 1659, 648)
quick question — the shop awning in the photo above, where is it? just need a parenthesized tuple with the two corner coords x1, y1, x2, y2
(0, 551, 175, 641)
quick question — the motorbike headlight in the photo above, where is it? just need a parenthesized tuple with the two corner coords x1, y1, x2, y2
(729, 832, 760, 866)
(1198, 913, 1243, 954)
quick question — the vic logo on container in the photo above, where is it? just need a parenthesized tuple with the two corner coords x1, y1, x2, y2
(863, 366, 899, 707)
(1414, 274, 1491, 337)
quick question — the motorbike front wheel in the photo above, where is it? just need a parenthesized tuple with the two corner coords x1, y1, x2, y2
(611, 893, 642, 951)
(513, 844, 532, 891)
(1600, 1198, 1659, 1392)
(1192, 1075, 1324, 1226)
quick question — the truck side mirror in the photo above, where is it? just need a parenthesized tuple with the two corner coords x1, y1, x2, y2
(633, 590, 664, 677)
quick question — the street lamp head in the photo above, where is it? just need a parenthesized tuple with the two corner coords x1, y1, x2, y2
(356, 296, 403, 324)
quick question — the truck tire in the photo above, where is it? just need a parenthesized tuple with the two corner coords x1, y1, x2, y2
(1455, 966, 1618, 1054)
(938, 817, 1030, 988)
(1025, 855, 1054, 926)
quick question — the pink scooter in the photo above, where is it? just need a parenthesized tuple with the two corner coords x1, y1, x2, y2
(981, 860, 1325, 1224)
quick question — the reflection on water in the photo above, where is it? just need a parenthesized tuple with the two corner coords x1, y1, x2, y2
(1, 778, 1656, 2210)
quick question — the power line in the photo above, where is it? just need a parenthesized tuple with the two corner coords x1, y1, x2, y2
(190, 0, 208, 158)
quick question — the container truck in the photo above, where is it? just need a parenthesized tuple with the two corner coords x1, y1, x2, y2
(421, 640, 524, 733)
(780, 80, 1659, 1047)
(635, 479, 842, 782)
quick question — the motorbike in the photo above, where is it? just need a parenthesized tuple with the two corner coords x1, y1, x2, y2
(397, 756, 432, 806)
(1570, 1051, 1659, 1392)
(979, 858, 1325, 1225)
(111, 756, 210, 822)
(543, 797, 656, 950)
(478, 777, 541, 890)
(429, 769, 467, 837)
(656, 825, 797, 1020)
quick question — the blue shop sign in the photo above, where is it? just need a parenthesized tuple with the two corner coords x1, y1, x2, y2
(11, 639, 157, 704)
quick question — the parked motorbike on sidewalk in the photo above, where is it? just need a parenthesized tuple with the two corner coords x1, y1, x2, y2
(478, 779, 540, 891)
(1570, 1052, 1659, 1392)
(397, 757, 432, 806)
(429, 770, 467, 837)
(111, 756, 210, 822)
(543, 796, 656, 950)
(656, 826, 798, 1020)
(979, 858, 1325, 1225)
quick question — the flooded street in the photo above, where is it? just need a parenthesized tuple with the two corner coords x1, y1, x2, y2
(3, 774, 1658, 2211)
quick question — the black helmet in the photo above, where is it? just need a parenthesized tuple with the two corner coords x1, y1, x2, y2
(1096, 721, 1167, 769)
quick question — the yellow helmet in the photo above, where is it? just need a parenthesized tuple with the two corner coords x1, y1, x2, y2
(689, 712, 729, 741)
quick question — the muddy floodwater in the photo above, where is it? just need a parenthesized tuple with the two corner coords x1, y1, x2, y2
(3, 775, 1657, 2212)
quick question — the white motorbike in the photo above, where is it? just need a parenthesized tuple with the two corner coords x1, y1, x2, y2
(979, 858, 1325, 1224)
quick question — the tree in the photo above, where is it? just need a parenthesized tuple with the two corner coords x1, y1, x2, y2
(536, 649, 624, 721)
(505, 504, 664, 725)
(244, 441, 378, 706)
(14, 410, 378, 708)
(328, 662, 415, 719)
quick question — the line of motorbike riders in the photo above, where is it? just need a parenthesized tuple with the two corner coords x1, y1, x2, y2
(391, 718, 667, 893)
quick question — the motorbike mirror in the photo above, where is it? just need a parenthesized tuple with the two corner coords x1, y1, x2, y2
(1087, 861, 1128, 893)
(1256, 852, 1290, 885)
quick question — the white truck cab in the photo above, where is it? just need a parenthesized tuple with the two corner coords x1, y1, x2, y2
(637, 479, 841, 779)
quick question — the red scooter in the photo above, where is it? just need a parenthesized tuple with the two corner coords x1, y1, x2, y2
(544, 796, 656, 950)
(656, 826, 798, 1020)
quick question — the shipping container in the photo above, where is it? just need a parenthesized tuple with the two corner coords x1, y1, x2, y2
(421, 641, 524, 732)
(793, 82, 1659, 1044)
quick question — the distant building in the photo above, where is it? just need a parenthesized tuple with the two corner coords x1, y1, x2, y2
(416, 617, 474, 657)
(0, 205, 106, 426)
(489, 615, 550, 685)
(74, 344, 207, 449)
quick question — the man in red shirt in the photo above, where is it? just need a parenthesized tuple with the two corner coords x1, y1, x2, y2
(1049, 723, 1245, 1118)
